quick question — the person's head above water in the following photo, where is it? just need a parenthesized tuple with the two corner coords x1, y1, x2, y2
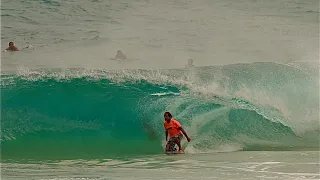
(164, 112, 172, 122)
(117, 50, 123, 55)
(115, 50, 126, 59)
(6, 41, 19, 51)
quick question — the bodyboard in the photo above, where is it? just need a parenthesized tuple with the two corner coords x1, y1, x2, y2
(165, 151, 185, 155)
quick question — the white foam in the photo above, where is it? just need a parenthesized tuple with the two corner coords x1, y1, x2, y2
(150, 92, 180, 96)
(2, 61, 318, 136)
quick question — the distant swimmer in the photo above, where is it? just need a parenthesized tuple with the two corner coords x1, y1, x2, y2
(110, 50, 127, 60)
(185, 59, 195, 68)
(6, 42, 19, 51)
(163, 112, 191, 153)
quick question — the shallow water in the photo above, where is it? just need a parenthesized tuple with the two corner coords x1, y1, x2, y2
(2, 151, 319, 180)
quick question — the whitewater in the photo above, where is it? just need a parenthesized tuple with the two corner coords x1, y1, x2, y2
(1, 0, 319, 179)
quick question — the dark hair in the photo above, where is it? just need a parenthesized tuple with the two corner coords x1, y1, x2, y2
(9, 42, 13, 45)
(164, 112, 172, 117)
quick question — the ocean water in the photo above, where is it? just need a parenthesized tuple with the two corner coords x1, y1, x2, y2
(1, 0, 319, 180)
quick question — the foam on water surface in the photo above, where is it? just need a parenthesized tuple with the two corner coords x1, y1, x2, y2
(2, 151, 319, 180)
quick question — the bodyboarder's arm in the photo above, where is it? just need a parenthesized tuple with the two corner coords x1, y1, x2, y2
(179, 127, 191, 142)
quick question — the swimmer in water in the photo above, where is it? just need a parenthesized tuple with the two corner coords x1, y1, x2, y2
(185, 59, 195, 68)
(110, 50, 127, 60)
(6, 42, 19, 51)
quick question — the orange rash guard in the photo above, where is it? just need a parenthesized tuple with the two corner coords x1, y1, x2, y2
(164, 119, 182, 137)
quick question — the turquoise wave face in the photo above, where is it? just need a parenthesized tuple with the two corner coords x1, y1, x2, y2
(1, 62, 319, 160)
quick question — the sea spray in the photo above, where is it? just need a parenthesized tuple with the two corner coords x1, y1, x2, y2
(1, 62, 319, 160)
